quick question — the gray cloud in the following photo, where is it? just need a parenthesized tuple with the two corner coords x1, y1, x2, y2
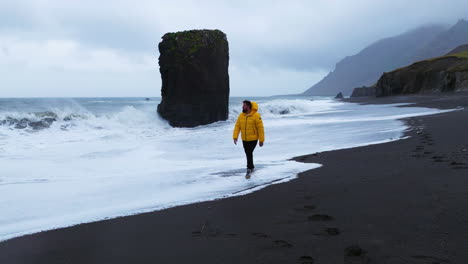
(1, 46, 8, 56)
(61, 17, 158, 53)
(1, 0, 468, 96)
(0, 2, 36, 32)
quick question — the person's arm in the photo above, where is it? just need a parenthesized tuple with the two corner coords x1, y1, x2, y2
(256, 114, 265, 146)
(233, 116, 241, 144)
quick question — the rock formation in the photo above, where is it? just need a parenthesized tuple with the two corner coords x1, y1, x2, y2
(1, 111, 57, 130)
(157, 29, 230, 127)
(375, 50, 468, 97)
(334, 92, 344, 99)
(350, 86, 376, 97)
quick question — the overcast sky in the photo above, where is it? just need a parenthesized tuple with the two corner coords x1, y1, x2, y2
(1, 0, 468, 97)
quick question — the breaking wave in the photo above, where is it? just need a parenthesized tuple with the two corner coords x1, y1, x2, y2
(228, 99, 344, 119)
(0, 106, 170, 132)
(2, 99, 344, 132)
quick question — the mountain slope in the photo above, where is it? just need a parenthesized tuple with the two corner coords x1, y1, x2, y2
(304, 19, 468, 96)
(414, 19, 468, 60)
(447, 43, 468, 55)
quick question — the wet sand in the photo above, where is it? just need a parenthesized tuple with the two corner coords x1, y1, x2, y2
(2, 93, 468, 263)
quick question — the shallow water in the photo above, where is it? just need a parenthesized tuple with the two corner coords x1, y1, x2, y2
(0, 96, 453, 241)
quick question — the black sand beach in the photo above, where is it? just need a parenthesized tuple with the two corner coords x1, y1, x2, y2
(2, 94, 468, 264)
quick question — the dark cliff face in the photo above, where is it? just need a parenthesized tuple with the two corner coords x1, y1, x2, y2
(157, 29, 230, 127)
(350, 86, 376, 97)
(375, 53, 468, 97)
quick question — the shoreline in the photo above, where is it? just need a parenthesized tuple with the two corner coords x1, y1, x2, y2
(1, 94, 468, 263)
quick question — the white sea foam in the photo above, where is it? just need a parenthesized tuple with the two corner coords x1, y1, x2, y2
(0, 97, 456, 242)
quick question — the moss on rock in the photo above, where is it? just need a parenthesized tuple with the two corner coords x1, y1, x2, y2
(160, 29, 227, 62)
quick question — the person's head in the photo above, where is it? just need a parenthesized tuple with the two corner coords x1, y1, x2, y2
(242, 100, 252, 113)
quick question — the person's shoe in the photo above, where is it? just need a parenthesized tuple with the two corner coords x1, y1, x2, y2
(245, 169, 253, 179)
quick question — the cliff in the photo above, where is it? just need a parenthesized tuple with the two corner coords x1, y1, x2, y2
(350, 86, 376, 97)
(375, 51, 468, 97)
(157, 29, 230, 127)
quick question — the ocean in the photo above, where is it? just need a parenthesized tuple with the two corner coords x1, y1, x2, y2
(0, 96, 452, 241)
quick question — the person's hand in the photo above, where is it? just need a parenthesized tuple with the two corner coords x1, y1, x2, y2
(259, 141, 264, 147)
(233, 138, 238, 145)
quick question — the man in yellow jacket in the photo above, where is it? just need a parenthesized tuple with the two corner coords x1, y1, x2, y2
(233, 100, 265, 176)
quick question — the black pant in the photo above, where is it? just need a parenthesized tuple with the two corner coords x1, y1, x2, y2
(242, 140, 258, 170)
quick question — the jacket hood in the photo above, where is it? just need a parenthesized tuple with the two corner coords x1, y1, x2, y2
(251, 101, 259, 113)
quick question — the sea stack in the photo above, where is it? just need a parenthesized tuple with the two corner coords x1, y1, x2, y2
(157, 29, 230, 127)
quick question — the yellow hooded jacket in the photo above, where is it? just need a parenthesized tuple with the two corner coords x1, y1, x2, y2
(233, 101, 265, 142)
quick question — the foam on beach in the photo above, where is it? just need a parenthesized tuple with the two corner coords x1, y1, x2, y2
(0, 97, 454, 242)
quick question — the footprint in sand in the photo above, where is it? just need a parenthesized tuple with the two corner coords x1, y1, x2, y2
(298, 255, 314, 264)
(192, 230, 230, 238)
(345, 245, 370, 264)
(411, 255, 449, 263)
(432, 155, 449, 162)
(191, 231, 202, 237)
(325, 227, 340, 235)
(314, 227, 341, 236)
(345, 245, 366, 256)
(273, 239, 293, 248)
(308, 214, 334, 221)
(449, 161, 468, 169)
(251, 232, 270, 238)
(191, 221, 231, 238)
(421, 140, 433, 144)
(294, 204, 317, 212)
